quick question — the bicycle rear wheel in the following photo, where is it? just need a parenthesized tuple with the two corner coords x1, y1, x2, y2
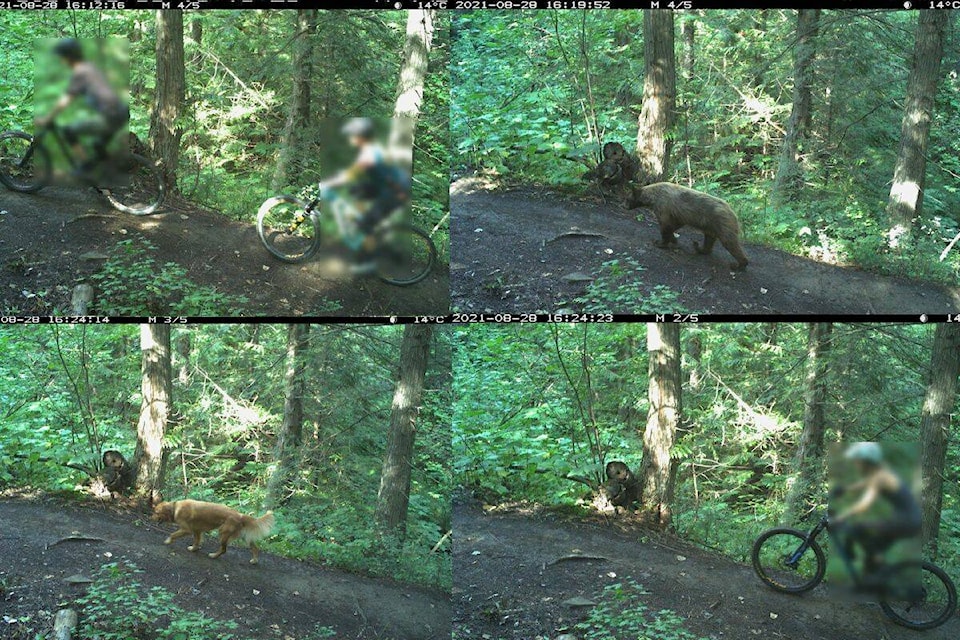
(879, 560, 957, 630)
(373, 223, 437, 286)
(257, 195, 321, 263)
(100, 153, 165, 215)
(0, 131, 50, 192)
(752, 528, 826, 594)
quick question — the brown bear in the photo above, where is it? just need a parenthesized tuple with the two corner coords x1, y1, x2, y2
(604, 460, 641, 510)
(582, 141, 638, 187)
(625, 182, 749, 270)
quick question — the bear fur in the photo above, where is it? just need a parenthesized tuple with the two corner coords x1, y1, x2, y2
(625, 182, 749, 270)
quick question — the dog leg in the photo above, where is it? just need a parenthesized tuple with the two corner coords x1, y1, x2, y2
(164, 528, 191, 545)
(249, 543, 260, 565)
(187, 532, 203, 552)
(208, 539, 228, 559)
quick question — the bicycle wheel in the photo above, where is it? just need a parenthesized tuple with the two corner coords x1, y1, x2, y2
(257, 195, 321, 263)
(101, 153, 165, 215)
(752, 528, 826, 594)
(879, 560, 957, 630)
(373, 223, 437, 286)
(0, 131, 51, 192)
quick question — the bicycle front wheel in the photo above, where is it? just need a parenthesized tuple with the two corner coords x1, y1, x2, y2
(101, 154, 165, 215)
(752, 528, 826, 594)
(0, 131, 51, 192)
(373, 223, 437, 286)
(257, 195, 320, 263)
(879, 560, 958, 630)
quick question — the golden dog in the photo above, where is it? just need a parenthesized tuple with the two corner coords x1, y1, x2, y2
(153, 499, 275, 564)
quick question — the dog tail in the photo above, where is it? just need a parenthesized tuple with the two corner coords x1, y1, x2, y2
(241, 511, 275, 543)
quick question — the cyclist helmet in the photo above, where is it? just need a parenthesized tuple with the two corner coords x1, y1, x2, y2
(53, 38, 84, 63)
(341, 117, 375, 140)
(844, 441, 883, 465)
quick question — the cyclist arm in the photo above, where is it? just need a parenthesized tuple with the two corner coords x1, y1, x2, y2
(321, 166, 358, 189)
(35, 93, 73, 127)
(320, 158, 376, 190)
(834, 482, 879, 522)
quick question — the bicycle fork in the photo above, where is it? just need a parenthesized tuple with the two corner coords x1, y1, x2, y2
(287, 201, 316, 234)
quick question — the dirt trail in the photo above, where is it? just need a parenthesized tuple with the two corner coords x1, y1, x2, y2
(451, 179, 960, 314)
(0, 186, 448, 316)
(0, 498, 450, 640)
(453, 501, 960, 640)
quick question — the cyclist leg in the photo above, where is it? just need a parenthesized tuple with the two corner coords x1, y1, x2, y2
(349, 198, 397, 273)
(64, 114, 109, 173)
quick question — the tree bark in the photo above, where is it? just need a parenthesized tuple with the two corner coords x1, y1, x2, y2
(272, 10, 317, 191)
(375, 325, 433, 535)
(885, 11, 948, 247)
(638, 323, 681, 529)
(919, 323, 960, 556)
(772, 10, 820, 202)
(635, 10, 676, 184)
(390, 9, 435, 165)
(133, 324, 172, 500)
(266, 324, 309, 509)
(149, 10, 185, 192)
(785, 322, 831, 523)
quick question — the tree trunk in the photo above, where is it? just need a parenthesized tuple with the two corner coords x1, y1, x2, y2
(772, 10, 820, 202)
(638, 323, 681, 529)
(272, 10, 317, 191)
(148, 10, 185, 192)
(266, 324, 309, 509)
(785, 322, 831, 523)
(389, 9, 435, 165)
(133, 325, 172, 500)
(919, 323, 960, 556)
(635, 10, 676, 184)
(885, 11, 948, 247)
(375, 325, 433, 535)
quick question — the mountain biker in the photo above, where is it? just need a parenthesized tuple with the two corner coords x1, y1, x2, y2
(317, 118, 410, 271)
(832, 442, 922, 579)
(34, 38, 130, 176)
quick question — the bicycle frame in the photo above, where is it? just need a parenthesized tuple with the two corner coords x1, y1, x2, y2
(290, 190, 363, 241)
(794, 514, 902, 588)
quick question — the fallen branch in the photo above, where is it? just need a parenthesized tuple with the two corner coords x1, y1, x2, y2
(547, 231, 608, 243)
(549, 553, 608, 565)
(47, 535, 105, 549)
(67, 213, 115, 224)
(940, 230, 960, 262)
(431, 529, 452, 553)
(54, 609, 78, 640)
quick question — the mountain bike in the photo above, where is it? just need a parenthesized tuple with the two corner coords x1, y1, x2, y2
(752, 509, 957, 630)
(256, 186, 436, 286)
(0, 121, 164, 215)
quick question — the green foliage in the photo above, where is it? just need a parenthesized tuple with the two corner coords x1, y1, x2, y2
(576, 579, 708, 640)
(76, 562, 242, 640)
(90, 238, 249, 315)
(574, 257, 684, 313)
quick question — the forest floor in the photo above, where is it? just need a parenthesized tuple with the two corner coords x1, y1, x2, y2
(451, 178, 960, 314)
(453, 500, 960, 640)
(0, 186, 448, 316)
(0, 496, 450, 640)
